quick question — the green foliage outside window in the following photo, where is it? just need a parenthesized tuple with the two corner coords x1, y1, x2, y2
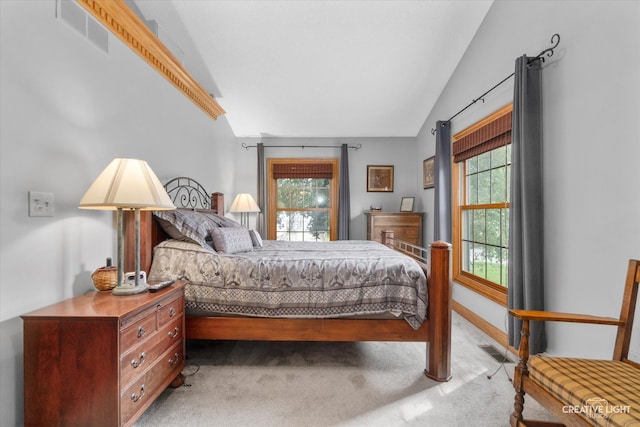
(462, 145, 511, 286)
(276, 178, 330, 241)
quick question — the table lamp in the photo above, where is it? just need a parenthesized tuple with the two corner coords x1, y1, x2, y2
(79, 158, 175, 295)
(229, 193, 261, 228)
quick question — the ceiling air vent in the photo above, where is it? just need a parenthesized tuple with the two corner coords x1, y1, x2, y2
(146, 19, 184, 63)
(57, 0, 109, 54)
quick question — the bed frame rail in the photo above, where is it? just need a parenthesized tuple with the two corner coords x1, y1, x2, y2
(126, 179, 452, 381)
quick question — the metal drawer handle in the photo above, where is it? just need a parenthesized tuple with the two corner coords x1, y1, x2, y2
(131, 385, 145, 402)
(168, 352, 181, 366)
(169, 307, 176, 317)
(130, 352, 146, 369)
(168, 327, 179, 339)
(137, 326, 146, 338)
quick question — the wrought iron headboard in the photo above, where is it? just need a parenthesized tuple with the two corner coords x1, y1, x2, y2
(164, 177, 211, 209)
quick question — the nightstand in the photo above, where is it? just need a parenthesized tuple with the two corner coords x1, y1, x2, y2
(22, 281, 186, 427)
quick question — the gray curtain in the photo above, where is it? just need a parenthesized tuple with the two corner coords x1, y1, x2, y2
(433, 120, 452, 243)
(508, 56, 546, 353)
(256, 142, 265, 236)
(338, 143, 351, 240)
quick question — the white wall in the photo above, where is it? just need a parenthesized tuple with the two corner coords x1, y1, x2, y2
(0, 2, 237, 425)
(416, 0, 640, 358)
(235, 137, 419, 240)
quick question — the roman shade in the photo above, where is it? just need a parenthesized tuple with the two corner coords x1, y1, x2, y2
(272, 163, 334, 179)
(452, 109, 512, 163)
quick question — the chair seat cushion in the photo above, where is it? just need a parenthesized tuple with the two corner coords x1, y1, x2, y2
(529, 357, 640, 426)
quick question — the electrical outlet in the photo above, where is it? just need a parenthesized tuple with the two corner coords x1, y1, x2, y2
(29, 191, 55, 217)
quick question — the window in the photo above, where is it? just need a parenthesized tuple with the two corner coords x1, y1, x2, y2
(267, 159, 339, 241)
(452, 104, 512, 305)
(462, 145, 511, 285)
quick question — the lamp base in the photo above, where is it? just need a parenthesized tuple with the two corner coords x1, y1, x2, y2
(112, 282, 150, 295)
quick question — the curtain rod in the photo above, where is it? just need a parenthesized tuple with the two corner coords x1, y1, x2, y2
(431, 33, 560, 135)
(241, 143, 362, 150)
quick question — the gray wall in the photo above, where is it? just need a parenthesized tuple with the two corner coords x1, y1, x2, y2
(0, 2, 236, 425)
(416, 0, 640, 359)
(234, 137, 419, 240)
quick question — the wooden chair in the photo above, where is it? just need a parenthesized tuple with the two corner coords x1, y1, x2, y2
(509, 259, 640, 427)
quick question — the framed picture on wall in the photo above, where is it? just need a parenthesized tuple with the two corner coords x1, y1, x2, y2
(367, 165, 394, 192)
(400, 197, 415, 212)
(423, 156, 435, 189)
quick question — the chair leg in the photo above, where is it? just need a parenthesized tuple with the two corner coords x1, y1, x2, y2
(511, 319, 530, 426)
(510, 384, 526, 426)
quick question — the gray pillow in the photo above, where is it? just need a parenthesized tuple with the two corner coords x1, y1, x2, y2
(249, 229, 263, 248)
(210, 227, 254, 254)
(154, 209, 225, 247)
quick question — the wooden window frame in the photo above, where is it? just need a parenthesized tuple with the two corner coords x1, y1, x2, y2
(267, 158, 339, 241)
(452, 104, 512, 307)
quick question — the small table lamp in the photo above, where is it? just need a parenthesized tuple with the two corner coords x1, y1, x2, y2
(79, 158, 175, 295)
(229, 193, 261, 228)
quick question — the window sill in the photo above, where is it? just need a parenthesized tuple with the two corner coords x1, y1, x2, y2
(454, 272, 507, 307)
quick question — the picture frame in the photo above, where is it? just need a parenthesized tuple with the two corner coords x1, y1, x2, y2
(400, 197, 415, 212)
(423, 156, 435, 189)
(367, 165, 394, 192)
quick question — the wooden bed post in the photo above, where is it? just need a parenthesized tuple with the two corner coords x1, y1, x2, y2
(425, 240, 452, 381)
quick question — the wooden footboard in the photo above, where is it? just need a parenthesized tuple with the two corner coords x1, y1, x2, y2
(128, 209, 452, 381)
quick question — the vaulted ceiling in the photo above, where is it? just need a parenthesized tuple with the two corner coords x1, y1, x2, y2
(131, 1, 493, 138)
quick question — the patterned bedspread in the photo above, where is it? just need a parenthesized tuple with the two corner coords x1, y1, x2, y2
(149, 239, 427, 329)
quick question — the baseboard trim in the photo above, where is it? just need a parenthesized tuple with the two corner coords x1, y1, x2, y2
(452, 300, 517, 355)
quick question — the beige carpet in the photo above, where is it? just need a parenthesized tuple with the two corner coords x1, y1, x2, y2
(134, 313, 554, 426)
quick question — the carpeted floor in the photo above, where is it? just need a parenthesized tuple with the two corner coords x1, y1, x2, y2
(134, 313, 555, 426)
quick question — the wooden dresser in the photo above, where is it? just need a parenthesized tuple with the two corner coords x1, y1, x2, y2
(22, 281, 186, 427)
(365, 211, 425, 247)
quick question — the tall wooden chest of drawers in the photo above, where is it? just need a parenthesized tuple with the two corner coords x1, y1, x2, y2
(22, 281, 186, 427)
(365, 211, 425, 247)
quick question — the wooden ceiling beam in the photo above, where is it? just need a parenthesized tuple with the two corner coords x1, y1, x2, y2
(77, 0, 225, 120)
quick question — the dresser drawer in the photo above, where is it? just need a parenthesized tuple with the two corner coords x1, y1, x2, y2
(365, 212, 424, 246)
(120, 314, 183, 386)
(120, 341, 184, 423)
(372, 216, 421, 227)
(121, 311, 157, 351)
(158, 295, 184, 327)
(393, 228, 419, 242)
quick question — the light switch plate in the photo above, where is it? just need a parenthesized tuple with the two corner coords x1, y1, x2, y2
(29, 191, 55, 217)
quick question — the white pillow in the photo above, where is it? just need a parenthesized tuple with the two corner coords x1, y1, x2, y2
(249, 229, 263, 248)
(209, 227, 253, 254)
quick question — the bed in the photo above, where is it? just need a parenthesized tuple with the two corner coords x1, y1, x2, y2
(125, 177, 452, 381)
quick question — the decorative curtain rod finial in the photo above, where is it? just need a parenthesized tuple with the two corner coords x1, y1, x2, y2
(534, 33, 560, 63)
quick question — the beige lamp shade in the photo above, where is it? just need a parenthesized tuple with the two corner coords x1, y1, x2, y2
(79, 158, 174, 295)
(79, 158, 175, 210)
(229, 193, 260, 228)
(228, 193, 261, 213)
